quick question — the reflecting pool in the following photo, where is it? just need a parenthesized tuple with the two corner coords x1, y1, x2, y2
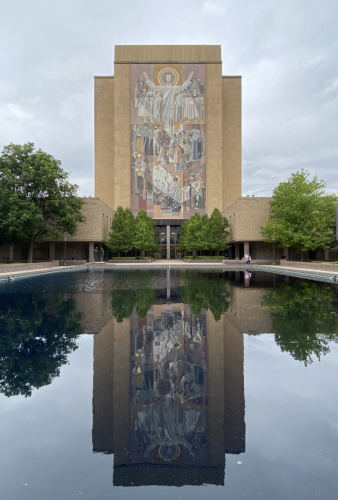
(1, 269, 338, 499)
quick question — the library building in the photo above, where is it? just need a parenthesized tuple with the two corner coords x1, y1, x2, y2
(1, 45, 330, 262)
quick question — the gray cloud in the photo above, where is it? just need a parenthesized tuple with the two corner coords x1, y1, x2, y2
(0, 0, 337, 198)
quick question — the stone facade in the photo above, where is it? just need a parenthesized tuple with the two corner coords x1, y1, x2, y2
(95, 45, 242, 215)
(0, 198, 114, 263)
(222, 197, 271, 242)
(92, 300, 245, 486)
(56, 197, 114, 243)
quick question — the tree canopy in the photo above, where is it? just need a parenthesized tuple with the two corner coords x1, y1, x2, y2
(106, 206, 135, 254)
(0, 143, 85, 262)
(179, 272, 230, 321)
(260, 169, 336, 256)
(184, 213, 208, 256)
(206, 208, 230, 252)
(111, 288, 155, 322)
(0, 293, 82, 397)
(262, 281, 338, 365)
(133, 209, 158, 258)
(179, 209, 229, 256)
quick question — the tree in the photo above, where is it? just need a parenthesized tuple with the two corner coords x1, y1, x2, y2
(184, 213, 208, 258)
(111, 288, 155, 322)
(106, 206, 135, 256)
(0, 293, 82, 397)
(205, 208, 230, 254)
(133, 209, 158, 259)
(180, 272, 230, 320)
(260, 169, 336, 260)
(0, 143, 85, 262)
(178, 219, 189, 255)
(262, 281, 338, 365)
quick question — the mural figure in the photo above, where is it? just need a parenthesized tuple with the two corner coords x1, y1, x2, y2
(143, 70, 194, 134)
(130, 306, 208, 465)
(131, 64, 206, 219)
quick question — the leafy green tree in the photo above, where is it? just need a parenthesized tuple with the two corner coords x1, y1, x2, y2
(262, 281, 338, 365)
(260, 169, 336, 260)
(111, 289, 139, 322)
(0, 143, 85, 262)
(180, 272, 230, 320)
(133, 209, 158, 259)
(205, 208, 230, 254)
(111, 288, 155, 322)
(106, 206, 135, 256)
(0, 293, 82, 397)
(178, 219, 189, 255)
(184, 213, 208, 258)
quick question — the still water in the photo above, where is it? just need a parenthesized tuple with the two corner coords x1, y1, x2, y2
(0, 269, 338, 499)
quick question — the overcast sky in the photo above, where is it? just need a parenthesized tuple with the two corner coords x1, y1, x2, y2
(0, 0, 337, 197)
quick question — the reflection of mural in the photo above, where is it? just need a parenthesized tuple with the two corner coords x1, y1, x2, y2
(130, 305, 207, 465)
(131, 64, 206, 218)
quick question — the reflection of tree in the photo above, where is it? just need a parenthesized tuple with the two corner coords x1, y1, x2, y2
(112, 288, 155, 322)
(180, 273, 230, 321)
(0, 294, 82, 397)
(262, 282, 338, 365)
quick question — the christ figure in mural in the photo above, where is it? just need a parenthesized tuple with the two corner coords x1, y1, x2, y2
(143, 71, 194, 134)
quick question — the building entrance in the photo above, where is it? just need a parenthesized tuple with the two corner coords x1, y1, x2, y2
(156, 224, 181, 260)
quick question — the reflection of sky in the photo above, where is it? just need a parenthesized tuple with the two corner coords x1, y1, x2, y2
(1, 335, 338, 499)
(1, 271, 338, 499)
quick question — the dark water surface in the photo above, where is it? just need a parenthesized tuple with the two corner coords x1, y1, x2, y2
(0, 269, 338, 500)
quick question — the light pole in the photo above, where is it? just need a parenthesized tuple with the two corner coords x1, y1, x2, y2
(273, 237, 275, 265)
(64, 236, 67, 266)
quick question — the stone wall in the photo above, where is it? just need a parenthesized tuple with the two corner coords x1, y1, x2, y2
(95, 45, 242, 217)
(45, 197, 114, 243)
(281, 261, 338, 272)
(94, 77, 115, 210)
(223, 197, 272, 242)
(222, 77, 242, 208)
(0, 261, 59, 274)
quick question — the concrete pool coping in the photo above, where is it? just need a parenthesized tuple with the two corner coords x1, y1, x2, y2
(1, 260, 338, 284)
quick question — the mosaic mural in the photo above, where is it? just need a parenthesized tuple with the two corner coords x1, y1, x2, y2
(130, 305, 208, 465)
(130, 64, 206, 218)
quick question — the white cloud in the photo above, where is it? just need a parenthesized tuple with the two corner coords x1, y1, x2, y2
(202, 0, 228, 17)
(0, 0, 337, 199)
(316, 77, 338, 98)
(5, 103, 34, 121)
(302, 54, 326, 68)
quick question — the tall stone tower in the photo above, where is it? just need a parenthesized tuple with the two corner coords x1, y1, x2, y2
(94, 45, 241, 255)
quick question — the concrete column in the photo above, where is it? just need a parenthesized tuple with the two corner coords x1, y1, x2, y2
(324, 249, 330, 261)
(207, 311, 225, 468)
(235, 242, 240, 260)
(9, 245, 14, 261)
(223, 318, 246, 454)
(244, 241, 249, 256)
(112, 318, 131, 466)
(89, 242, 94, 263)
(167, 267, 170, 299)
(49, 242, 55, 261)
(166, 224, 170, 260)
(283, 247, 289, 261)
(92, 318, 115, 454)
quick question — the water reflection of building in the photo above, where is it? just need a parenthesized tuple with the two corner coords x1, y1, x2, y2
(92, 298, 246, 486)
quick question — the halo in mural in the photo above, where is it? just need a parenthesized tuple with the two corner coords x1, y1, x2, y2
(158, 67, 179, 86)
(158, 443, 180, 461)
